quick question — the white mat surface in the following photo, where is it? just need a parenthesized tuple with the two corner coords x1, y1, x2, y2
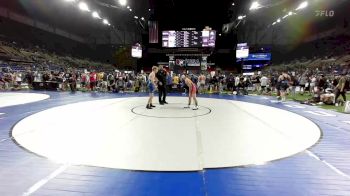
(12, 97, 321, 171)
(0, 93, 49, 108)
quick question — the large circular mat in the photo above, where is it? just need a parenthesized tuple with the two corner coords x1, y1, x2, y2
(12, 97, 321, 171)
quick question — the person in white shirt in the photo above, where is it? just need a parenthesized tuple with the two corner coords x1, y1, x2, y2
(34, 71, 42, 82)
(234, 75, 240, 93)
(299, 75, 308, 95)
(15, 72, 22, 85)
(260, 75, 268, 94)
(310, 76, 317, 94)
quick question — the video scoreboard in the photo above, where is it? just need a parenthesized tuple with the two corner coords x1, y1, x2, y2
(162, 30, 216, 48)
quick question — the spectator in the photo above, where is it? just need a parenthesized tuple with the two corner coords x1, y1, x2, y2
(117, 77, 125, 93)
(299, 74, 308, 95)
(107, 73, 115, 92)
(334, 73, 347, 105)
(172, 74, 180, 90)
(199, 73, 207, 94)
(260, 75, 268, 94)
(89, 70, 97, 91)
(166, 72, 173, 92)
(290, 74, 298, 97)
(278, 71, 291, 102)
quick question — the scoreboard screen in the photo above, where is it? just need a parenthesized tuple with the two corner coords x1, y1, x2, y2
(131, 44, 142, 58)
(162, 30, 216, 48)
(236, 43, 249, 59)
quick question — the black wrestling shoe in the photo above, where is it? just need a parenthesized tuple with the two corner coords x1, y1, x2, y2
(184, 106, 190, 109)
(159, 102, 164, 105)
(146, 105, 153, 109)
(163, 101, 169, 104)
(151, 104, 156, 107)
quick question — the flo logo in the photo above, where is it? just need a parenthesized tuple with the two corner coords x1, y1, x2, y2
(315, 10, 335, 17)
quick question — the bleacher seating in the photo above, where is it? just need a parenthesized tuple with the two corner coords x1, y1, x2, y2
(0, 40, 115, 71)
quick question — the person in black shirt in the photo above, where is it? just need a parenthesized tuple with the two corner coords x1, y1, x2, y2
(317, 74, 326, 93)
(227, 73, 234, 91)
(156, 65, 168, 105)
(67, 70, 77, 92)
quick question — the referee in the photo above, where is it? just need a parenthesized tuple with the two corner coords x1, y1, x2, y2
(156, 65, 168, 105)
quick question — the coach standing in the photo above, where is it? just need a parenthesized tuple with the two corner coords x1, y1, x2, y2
(156, 65, 168, 105)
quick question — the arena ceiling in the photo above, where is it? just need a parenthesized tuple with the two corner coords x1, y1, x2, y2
(150, 0, 234, 30)
(1, 0, 349, 45)
(149, 0, 309, 31)
(0, 0, 150, 37)
(150, 0, 350, 34)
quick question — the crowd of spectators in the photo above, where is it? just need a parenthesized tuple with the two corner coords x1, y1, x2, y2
(1, 36, 350, 109)
(1, 63, 349, 109)
(0, 38, 114, 72)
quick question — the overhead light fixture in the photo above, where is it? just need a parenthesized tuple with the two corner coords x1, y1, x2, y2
(78, 2, 90, 12)
(232, 3, 235, 6)
(127, 6, 130, 9)
(92, 11, 101, 19)
(238, 15, 246, 20)
(249, 1, 261, 11)
(103, 19, 109, 25)
(283, 14, 288, 19)
(119, 0, 127, 6)
(129, 8, 132, 12)
(277, 18, 281, 23)
(148, 9, 151, 11)
(272, 22, 276, 25)
(134, 16, 138, 19)
(296, 1, 308, 11)
(288, 11, 293, 16)
(141, 17, 145, 21)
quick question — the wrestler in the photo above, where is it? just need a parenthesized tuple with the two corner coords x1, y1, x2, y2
(146, 66, 158, 109)
(182, 75, 199, 110)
